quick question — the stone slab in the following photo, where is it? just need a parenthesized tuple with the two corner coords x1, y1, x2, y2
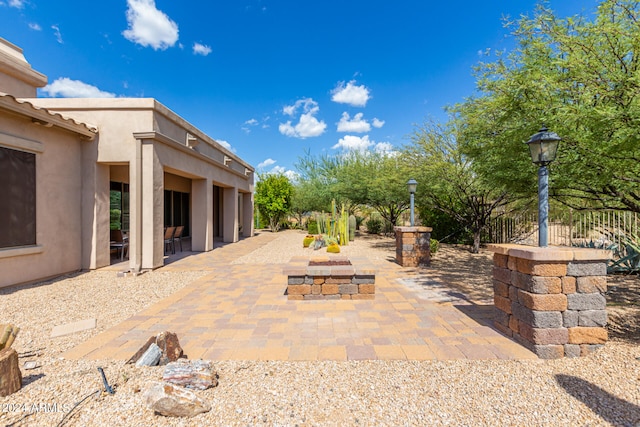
(50, 318, 97, 338)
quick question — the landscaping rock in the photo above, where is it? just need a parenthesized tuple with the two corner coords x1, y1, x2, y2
(136, 343, 162, 367)
(144, 382, 211, 417)
(163, 360, 218, 390)
(156, 331, 183, 364)
(0, 348, 21, 396)
(128, 331, 184, 365)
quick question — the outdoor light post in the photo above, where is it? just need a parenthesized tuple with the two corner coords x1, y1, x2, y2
(407, 179, 417, 227)
(526, 126, 561, 247)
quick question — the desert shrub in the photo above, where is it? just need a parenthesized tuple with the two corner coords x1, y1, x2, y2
(430, 238, 439, 255)
(308, 219, 318, 235)
(365, 218, 382, 234)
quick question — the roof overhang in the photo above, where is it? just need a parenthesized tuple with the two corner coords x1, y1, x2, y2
(0, 93, 97, 140)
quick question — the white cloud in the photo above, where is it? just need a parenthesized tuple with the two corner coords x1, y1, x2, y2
(268, 166, 299, 181)
(258, 158, 276, 169)
(372, 118, 385, 128)
(374, 142, 396, 156)
(7, 0, 24, 8)
(332, 135, 397, 156)
(245, 118, 258, 126)
(332, 135, 372, 152)
(41, 78, 116, 98)
(28, 23, 41, 31)
(193, 42, 211, 56)
(337, 112, 370, 133)
(279, 98, 326, 138)
(51, 25, 63, 44)
(122, 0, 179, 50)
(215, 139, 235, 152)
(331, 80, 371, 107)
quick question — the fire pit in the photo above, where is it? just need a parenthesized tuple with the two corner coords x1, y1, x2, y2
(284, 255, 375, 300)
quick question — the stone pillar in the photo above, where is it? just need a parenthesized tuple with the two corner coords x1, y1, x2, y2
(488, 244, 611, 359)
(394, 226, 432, 267)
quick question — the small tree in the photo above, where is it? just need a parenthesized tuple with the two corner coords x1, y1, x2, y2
(254, 173, 294, 232)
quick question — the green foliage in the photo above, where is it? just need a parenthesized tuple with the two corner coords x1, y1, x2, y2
(365, 217, 382, 235)
(110, 209, 121, 231)
(254, 173, 294, 232)
(295, 150, 410, 226)
(453, 1, 640, 213)
(307, 219, 318, 235)
(404, 120, 508, 253)
(576, 235, 640, 273)
(430, 238, 439, 255)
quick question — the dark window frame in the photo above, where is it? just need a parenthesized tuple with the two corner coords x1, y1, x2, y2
(0, 145, 36, 248)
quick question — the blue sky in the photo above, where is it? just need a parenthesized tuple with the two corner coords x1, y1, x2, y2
(1, 0, 596, 178)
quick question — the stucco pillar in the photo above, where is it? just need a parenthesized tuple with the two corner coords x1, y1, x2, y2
(128, 139, 143, 272)
(223, 186, 239, 243)
(191, 179, 213, 251)
(242, 192, 254, 237)
(82, 157, 110, 270)
(141, 142, 164, 269)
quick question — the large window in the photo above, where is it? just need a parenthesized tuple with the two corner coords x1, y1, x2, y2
(0, 146, 36, 248)
(164, 190, 190, 236)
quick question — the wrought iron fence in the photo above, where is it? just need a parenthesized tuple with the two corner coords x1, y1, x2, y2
(489, 209, 640, 248)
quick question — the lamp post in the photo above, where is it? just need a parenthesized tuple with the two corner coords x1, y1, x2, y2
(407, 179, 417, 227)
(526, 126, 561, 247)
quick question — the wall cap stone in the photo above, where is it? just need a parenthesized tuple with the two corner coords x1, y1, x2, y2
(486, 244, 610, 262)
(394, 226, 433, 233)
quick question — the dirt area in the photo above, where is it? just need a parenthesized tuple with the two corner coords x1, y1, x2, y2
(422, 243, 639, 343)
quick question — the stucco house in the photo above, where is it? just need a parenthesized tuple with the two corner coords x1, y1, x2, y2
(0, 38, 254, 289)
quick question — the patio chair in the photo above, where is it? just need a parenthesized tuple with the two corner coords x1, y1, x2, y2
(164, 226, 176, 254)
(173, 225, 184, 252)
(110, 230, 129, 261)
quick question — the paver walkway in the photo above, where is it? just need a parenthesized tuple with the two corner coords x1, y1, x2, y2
(66, 233, 536, 361)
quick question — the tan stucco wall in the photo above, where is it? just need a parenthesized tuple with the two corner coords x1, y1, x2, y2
(0, 38, 47, 98)
(27, 97, 254, 271)
(0, 114, 85, 288)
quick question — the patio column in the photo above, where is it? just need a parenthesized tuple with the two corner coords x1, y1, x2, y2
(82, 160, 110, 270)
(222, 186, 239, 243)
(241, 192, 254, 237)
(140, 141, 164, 269)
(191, 178, 213, 251)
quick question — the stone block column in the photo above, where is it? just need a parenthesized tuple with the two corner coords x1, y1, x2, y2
(488, 244, 611, 359)
(394, 226, 432, 267)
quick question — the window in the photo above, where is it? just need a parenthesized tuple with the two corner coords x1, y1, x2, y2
(110, 182, 130, 231)
(0, 146, 36, 248)
(164, 190, 190, 236)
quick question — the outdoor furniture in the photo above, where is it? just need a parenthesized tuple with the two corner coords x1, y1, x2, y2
(173, 225, 184, 252)
(110, 230, 129, 261)
(164, 226, 176, 254)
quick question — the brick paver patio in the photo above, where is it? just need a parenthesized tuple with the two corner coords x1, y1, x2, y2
(65, 233, 536, 361)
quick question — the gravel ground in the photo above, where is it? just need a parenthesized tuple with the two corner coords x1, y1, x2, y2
(1, 230, 639, 427)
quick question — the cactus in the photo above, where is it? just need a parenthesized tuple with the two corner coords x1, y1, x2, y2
(327, 243, 340, 253)
(303, 236, 315, 248)
(349, 215, 356, 241)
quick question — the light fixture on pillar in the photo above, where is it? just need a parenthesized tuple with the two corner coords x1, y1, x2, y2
(526, 125, 561, 247)
(407, 179, 417, 227)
